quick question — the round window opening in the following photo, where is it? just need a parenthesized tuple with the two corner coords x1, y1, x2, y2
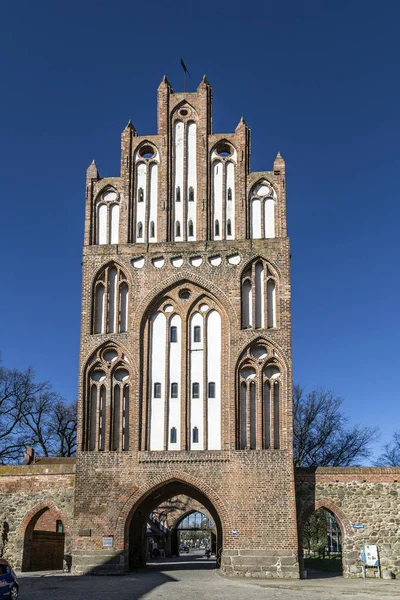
(215, 142, 233, 158)
(139, 145, 155, 159)
(179, 108, 189, 116)
(179, 289, 191, 300)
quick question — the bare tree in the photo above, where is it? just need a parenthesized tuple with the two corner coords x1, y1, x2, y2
(0, 359, 77, 463)
(375, 431, 400, 466)
(293, 385, 378, 467)
(0, 365, 47, 463)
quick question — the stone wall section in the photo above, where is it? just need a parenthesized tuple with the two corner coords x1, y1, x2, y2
(0, 460, 76, 571)
(296, 467, 400, 578)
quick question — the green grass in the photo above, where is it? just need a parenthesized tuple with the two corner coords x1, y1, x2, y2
(304, 556, 343, 573)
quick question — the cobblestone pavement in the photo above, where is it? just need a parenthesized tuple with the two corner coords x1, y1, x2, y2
(18, 556, 400, 600)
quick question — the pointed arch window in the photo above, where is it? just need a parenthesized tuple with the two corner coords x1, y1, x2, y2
(215, 220, 220, 237)
(248, 181, 277, 240)
(176, 221, 181, 238)
(237, 348, 281, 450)
(137, 222, 143, 239)
(241, 259, 277, 330)
(138, 187, 144, 202)
(227, 187, 232, 201)
(93, 264, 129, 334)
(176, 186, 181, 202)
(188, 186, 194, 202)
(146, 295, 222, 452)
(86, 348, 130, 452)
(188, 220, 194, 237)
(96, 187, 120, 245)
(227, 220, 232, 237)
(150, 221, 155, 238)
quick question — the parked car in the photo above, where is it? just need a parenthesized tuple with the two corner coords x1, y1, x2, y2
(0, 559, 18, 599)
(179, 544, 190, 553)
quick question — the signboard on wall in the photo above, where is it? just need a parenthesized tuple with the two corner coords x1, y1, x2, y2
(360, 545, 379, 567)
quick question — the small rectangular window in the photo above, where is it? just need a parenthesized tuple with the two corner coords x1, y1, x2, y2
(192, 427, 199, 443)
(56, 520, 64, 533)
(170, 427, 177, 444)
(154, 382, 161, 398)
(194, 326, 201, 343)
(170, 326, 177, 343)
(171, 382, 178, 398)
(208, 382, 216, 398)
(192, 382, 200, 399)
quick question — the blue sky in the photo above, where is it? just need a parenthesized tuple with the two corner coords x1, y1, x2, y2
(1, 1, 399, 459)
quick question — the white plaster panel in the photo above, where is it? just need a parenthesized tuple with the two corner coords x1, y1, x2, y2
(136, 162, 147, 241)
(149, 163, 158, 242)
(209, 255, 221, 266)
(227, 254, 241, 265)
(226, 161, 235, 239)
(132, 257, 145, 269)
(104, 190, 118, 202)
(187, 121, 197, 240)
(265, 198, 275, 238)
(190, 312, 204, 450)
(212, 161, 223, 240)
(171, 257, 184, 267)
(98, 204, 107, 244)
(174, 121, 184, 240)
(110, 203, 119, 244)
(252, 199, 262, 239)
(152, 257, 165, 269)
(150, 312, 166, 450)
(190, 256, 202, 267)
(168, 314, 181, 450)
(207, 310, 221, 450)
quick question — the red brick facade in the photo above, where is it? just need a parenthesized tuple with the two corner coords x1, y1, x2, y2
(73, 77, 299, 577)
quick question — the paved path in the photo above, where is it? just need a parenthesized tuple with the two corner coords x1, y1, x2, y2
(18, 556, 400, 600)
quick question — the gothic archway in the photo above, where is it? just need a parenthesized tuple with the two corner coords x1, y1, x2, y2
(125, 479, 224, 569)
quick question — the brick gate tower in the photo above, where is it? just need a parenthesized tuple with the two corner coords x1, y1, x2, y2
(73, 77, 299, 578)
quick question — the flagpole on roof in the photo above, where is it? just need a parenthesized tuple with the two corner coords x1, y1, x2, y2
(180, 58, 190, 92)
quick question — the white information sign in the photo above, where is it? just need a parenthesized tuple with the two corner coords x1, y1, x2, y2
(360, 545, 379, 567)
(103, 536, 114, 548)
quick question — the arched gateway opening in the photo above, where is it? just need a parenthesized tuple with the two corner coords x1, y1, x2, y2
(126, 480, 223, 569)
(298, 501, 348, 578)
(22, 506, 67, 572)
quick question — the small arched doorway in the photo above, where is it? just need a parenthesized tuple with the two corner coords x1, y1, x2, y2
(126, 480, 223, 569)
(299, 506, 343, 578)
(22, 507, 66, 572)
(172, 510, 216, 556)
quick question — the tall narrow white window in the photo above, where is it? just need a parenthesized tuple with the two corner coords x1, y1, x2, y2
(190, 312, 204, 449)
(174, 121, 184, 240)
(252, 199, 262, 239)
(150, 312, 167, 450)
(187, 121, 197, 240)
(93, 265, 129, 335)
(96, 187, 120, 244)
(207, 310, 221, 450)
(265, 198, 275, 238)
(168, 314, 181, 450)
